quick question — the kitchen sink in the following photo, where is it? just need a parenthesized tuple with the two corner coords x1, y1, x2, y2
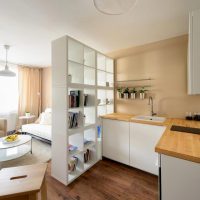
(131, 115, 166, 123)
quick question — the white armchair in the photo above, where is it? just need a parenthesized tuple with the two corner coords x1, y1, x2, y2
(0, 118, 7, 137)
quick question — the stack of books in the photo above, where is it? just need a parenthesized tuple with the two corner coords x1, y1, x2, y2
(68, 156, 78, 172)
(84, 149, 91, 163)
(68, 144, 78, 152)
(68, 112, 82, 128)
(69, 90, 80, 108)
(84, 139, 93, 147)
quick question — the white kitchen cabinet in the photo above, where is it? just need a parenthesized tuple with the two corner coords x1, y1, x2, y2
(130, 122, 166, 175)
(102, 119, 129, 165)
(161, 155, 200, 200)
(188, 9, 200, 95)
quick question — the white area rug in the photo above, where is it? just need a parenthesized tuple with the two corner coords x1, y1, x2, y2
(0, 138, 51, 169)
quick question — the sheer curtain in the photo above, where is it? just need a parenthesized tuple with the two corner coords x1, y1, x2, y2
(0, 66, 18, 131)
(18, 66, 42, 118)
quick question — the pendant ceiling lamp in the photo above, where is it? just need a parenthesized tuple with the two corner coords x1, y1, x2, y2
(93, 0, 137, 15)
(0, 45, 16, 77)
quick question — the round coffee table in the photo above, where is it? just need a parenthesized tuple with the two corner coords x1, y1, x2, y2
(0, 135, 32, 162)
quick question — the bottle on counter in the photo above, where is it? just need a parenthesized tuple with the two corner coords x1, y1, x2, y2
(185, 112, 193, 120)
(194, 112, 200, 121)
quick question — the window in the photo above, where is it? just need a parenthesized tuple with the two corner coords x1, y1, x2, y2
(0, 66, 18, 114)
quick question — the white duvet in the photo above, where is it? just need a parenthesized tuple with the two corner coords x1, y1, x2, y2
(21, 123, 52, 141)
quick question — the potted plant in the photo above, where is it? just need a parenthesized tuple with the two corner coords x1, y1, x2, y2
(130, 88, 137, 99)
(25, 111, 30, 117)
(123, 87, 129, 99)
(139, 87, 148, 99)
(117, 87, 123, 99)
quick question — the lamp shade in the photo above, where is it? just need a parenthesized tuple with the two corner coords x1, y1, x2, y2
(93, 0, 137, 15)
(0, 66, 16, 77)
(0, 45, 16, 77)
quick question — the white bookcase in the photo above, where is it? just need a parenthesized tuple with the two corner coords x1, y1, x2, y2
(51, 36, 114, 185)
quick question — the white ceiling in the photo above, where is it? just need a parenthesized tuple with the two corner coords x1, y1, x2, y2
(0, 0, 200, 67)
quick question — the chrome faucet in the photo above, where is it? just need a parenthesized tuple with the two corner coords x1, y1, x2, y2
(148, 96, 157, 116)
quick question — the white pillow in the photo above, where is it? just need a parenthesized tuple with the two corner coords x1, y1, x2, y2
(45, 108, 52, 113)
(39, 112, 51, 125)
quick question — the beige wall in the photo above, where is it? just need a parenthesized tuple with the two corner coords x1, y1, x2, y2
(41, 67, 52, 111)
(109, 35, 200, 118)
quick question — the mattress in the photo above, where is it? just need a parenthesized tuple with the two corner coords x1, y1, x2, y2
(21, 123, 52, 141)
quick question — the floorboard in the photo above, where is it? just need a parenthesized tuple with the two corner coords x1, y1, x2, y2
(45, 158, 158, 200)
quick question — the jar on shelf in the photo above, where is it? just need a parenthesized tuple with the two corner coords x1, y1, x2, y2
(117, 87, 123, 99)
(123, 87, 129, 99)
(130, 88, 137, 99)
(139, 87, 148, 100)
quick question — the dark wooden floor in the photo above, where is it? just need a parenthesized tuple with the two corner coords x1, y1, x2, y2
(46, 158, 158, 200)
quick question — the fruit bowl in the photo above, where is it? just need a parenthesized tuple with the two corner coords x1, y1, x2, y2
(3, 134, 19, 143)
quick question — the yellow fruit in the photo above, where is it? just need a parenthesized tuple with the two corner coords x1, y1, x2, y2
(5, 134, 18, 142)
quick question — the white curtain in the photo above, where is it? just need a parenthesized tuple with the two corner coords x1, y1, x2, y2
(0, 66, 18, 131)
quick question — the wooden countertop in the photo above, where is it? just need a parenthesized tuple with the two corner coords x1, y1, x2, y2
(101, 113, 200, 164)
(101, 113, 134, 122)
(155, 118, 200, 163)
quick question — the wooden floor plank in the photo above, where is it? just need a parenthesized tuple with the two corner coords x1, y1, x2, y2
(45, 158, 158, 200)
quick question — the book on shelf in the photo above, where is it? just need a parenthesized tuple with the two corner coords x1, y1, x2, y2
(68, 111, 83, 129)
(68, 156, 78, 172)
(68, 144, 78, 152)
(84, 149, 91, 163)
(69, 90, 80, 108)
(84, 139, 94, 146)
(84, 94, 88, 106)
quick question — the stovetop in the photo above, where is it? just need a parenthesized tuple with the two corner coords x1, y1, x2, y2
(170, 125, 200, 135)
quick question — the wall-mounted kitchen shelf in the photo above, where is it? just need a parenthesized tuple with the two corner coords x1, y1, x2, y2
(115, 85, 151, 89)
(116, 78, 151, 83)
(115, 78, 152, 91)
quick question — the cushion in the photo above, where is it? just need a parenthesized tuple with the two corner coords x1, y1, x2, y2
(45, 108, 52, 113)
(35, 113, 42, 124)
(39, 112, 51, 125)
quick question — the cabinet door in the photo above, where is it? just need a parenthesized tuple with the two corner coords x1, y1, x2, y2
(130, 123, 166, 175)
(161, 155, 200, 200)
(102, 119, 129, 165)
(188, 9, 200, 94)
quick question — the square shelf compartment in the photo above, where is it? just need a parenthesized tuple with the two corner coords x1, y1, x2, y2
(106, 104, 114, 114)
(68, 88, 84, 109)
(106, 90, 114, 105)
(68, 61, 84, 84)
(97, 89, 106, 105)
(84, 107, 96, 126)
(97, 70, 106, 86)
(106, 58, 114, 73)
(97, 53, 106, 71)
(68, 153, 84, 183)
(84, 128, 96, 148)
(84, 89, 95, 107)
(84, 47, 95, 68)
(83, 150, 97, 171)
(68, 133, 83, 157)
(97, 105, 106, 117)
(84, 66, 95, 85)
(68, 38, 84, 64)
(106, 73, 114, 87)
(83, 129, 97, 170)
